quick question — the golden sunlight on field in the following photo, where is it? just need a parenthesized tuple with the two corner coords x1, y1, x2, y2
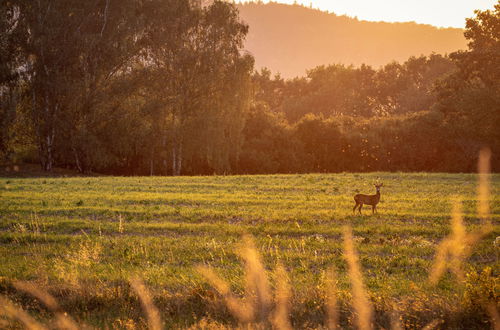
(1, 0, 499, 328)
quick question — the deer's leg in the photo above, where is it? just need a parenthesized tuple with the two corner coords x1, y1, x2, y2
(358, 203, 363, 214)
(353, 202, 359, 214)
(372, 205, 375, 214)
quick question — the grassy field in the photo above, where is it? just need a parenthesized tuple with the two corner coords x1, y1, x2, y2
(0, 172, 499, 329)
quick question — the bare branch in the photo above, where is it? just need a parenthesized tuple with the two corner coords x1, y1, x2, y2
(100, 0, 110, 37)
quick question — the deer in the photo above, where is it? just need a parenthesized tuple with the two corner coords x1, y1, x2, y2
(353, 183, 383, 215)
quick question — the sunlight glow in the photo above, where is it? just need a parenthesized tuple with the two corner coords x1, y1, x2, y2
(238, 0, 497, 28)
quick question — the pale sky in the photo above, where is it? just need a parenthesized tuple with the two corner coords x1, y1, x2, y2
(238, 0, 497, 28)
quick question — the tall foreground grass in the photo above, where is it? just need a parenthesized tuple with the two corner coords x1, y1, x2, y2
(0, 150, 498, 329)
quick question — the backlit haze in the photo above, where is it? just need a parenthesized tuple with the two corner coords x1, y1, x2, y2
(237, 0, 497, 28)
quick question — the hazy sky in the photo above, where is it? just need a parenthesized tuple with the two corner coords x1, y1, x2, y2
(238, 0, 497, 28)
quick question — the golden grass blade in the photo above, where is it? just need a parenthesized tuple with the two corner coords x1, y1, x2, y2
(325, 268, 339, 330)
(487, 303, 500, 330)
(421, 319, 442, 330)
(389, 310, 403, 330)
(130, 278, 162, 330)
(270, 263, 292, 330)
(429, 148, 494, 285)
(14, 281, 60, 310)
(197, 235, 275, 326)
(197, 265, 254, 324)
(342, 226, 373, 330)
(477, 148, 491, 226)
(118, 214, 124, 234)
(475, 147, 494, 242)
(239, 235, 272, 323)
(186, 318, 233, 329)
(54, 317, 81, 330)
(448, 200, 466, 281)
(13, 281, 79, 330)
(0, 320, 9, 328)
(428, 238, 452, 285)
(429, 199, 471, 284)
(0, 295, 47, 330)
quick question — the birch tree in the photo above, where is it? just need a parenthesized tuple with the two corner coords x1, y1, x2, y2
(8, 0, 147, 171)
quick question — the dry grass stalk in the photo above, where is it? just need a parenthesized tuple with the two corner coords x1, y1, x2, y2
(118, 214, 124, 234)
(342, 226, 373, 330)
(14, 281, 60, 311)
(270, 263, 292, 330)
(186, 318, 234, 329)
(13, 281, 79, 330)
(428, 238, 451, 285)
(474, 147, 494, 244)
(428, 200, 467, 283)
(130, 278, 162, 330)
(196, 266, 255, 323)
(0, 295, 47, 330)
(389, 310, 403, 330)
(448, 201, 467, 280)
(477, 148, 491, 226)
(324, 268, 339, 330)
(487, 303, 500, 330)
(198, 235, 283, 327)
(239, 235, 273, 322)
(421, 319, 442, 330)
(429, 149, 493, 285)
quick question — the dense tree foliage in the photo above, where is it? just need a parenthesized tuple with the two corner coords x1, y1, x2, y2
(261, 55, 456, 122)
(238, 4, 499, 173)
(0, 1, 497, 174)
(1, 0, 253, 175)
(433, 3, 500, 169)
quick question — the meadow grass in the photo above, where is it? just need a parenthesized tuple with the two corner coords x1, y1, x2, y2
(0, 172, 498, 328)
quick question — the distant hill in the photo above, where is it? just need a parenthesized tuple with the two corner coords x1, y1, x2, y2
(237, 3, 467, 78)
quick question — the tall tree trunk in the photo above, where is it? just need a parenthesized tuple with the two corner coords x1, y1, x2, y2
(162, 134, 168, 175)
(72, 146, 83, 173)
(43, 102, 57, 171)
(32, 89, 45, 171)
(150, 146, 154, 176)
(45, 132, 53, 171)
(171, 110, 181, 176)
(172, 141, 183, 176)
(38, 142, 46, 171)
(172, 142, 177, 176)
(176, 142, 182, 175)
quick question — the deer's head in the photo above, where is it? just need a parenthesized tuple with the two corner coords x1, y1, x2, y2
(374, 183, 383, 193)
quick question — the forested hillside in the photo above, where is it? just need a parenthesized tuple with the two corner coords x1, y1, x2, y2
(0, 1, 498, 175)
(237, 2, 467, 77)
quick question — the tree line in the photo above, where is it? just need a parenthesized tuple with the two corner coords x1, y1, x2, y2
(1, 1, 498, 175)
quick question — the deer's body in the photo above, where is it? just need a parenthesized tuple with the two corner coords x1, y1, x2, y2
(353, 183, 383, 215)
